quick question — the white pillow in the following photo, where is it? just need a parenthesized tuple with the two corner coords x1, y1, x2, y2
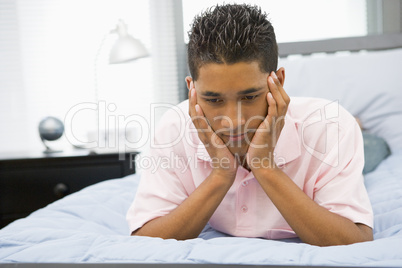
(279, 48, 402, 152)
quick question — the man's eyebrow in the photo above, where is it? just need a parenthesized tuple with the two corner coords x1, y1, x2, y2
(200, 87, 264, 97)
(200, 91, 221, 97)
(237, 87, 264, 95)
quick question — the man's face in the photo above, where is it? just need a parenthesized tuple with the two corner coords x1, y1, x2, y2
(191, 61, 270, 157)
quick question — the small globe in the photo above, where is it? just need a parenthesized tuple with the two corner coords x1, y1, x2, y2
(39, 117, 64, 141)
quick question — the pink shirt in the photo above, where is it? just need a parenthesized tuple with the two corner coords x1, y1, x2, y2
(126, 97, 373, 239)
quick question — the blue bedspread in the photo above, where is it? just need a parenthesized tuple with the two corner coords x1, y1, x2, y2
(1, 152, 402, 266)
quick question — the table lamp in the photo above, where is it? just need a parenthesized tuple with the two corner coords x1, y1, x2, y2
(109, 19, 149, 64)
(89, 20, 149, 150)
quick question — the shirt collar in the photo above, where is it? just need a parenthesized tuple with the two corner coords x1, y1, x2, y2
(195, 114, 301, 166)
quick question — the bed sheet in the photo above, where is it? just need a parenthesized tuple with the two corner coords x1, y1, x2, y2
(1, 151, 402, 266)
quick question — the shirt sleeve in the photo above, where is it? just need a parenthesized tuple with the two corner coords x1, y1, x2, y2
(126, 106, 191, 234)
(313, 109, 374, 228)
(126, 152, 189, 234)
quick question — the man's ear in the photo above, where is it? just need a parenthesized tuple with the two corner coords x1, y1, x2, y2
(185, 76, 193, 91)
(275, 67, 285, 87)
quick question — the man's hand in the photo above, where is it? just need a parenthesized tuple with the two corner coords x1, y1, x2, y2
(188, 81, 239, 181)
(246, 71, 290, 171)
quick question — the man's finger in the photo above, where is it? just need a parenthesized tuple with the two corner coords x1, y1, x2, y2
(269, 73, 287, 115)
(189, 86, 199, 128)
(194, 103, 221, 148)
(271, 72, 290, 106)
(188, 86, 227, 149)
(278, 84, 290, 106)
(267, 79, 278, 117)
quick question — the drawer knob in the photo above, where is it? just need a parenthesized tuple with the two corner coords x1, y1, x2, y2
(53, 183, 69, 198)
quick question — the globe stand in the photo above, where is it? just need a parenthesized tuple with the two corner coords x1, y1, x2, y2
(41, 138, 63, 154)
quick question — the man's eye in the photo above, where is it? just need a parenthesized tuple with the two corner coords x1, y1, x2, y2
(242, 95, 258, 101)
(206, 99, 222, 103)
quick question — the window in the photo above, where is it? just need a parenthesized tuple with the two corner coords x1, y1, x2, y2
(182, 0, 367, 43)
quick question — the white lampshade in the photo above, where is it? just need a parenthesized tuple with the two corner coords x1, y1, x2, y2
(109, 20, 149, 64)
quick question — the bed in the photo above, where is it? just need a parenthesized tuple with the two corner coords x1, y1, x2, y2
(1, 34, 402, 267)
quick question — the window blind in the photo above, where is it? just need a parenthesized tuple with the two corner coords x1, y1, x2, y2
(0, 0, 29, 152)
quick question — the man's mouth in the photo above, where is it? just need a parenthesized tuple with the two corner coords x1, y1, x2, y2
(221, 132, 249, 142)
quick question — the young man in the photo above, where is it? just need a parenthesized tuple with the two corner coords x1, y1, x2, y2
(126, 4, 373, 246)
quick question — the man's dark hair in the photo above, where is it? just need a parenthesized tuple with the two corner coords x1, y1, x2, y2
(187, 4, 278, 81)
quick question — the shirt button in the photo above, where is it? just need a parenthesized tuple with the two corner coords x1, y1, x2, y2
(241, 205, 248, 213)
(241, 181, 249, 187)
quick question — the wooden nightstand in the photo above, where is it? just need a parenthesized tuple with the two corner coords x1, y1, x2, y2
(0, 150, 138, 228)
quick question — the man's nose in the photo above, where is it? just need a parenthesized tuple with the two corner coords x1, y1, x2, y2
(220, 102, 245, 130)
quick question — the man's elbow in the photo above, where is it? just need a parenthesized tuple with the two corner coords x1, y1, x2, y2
(131, 228, 141, 236)
(355, 223, 373, 243)
(321, 224, 373, 246)
(131, 228, 152, 237)
(339, 231, 373, 246)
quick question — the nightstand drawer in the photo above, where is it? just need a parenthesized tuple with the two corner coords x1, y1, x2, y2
(0, 164, 122, 214)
